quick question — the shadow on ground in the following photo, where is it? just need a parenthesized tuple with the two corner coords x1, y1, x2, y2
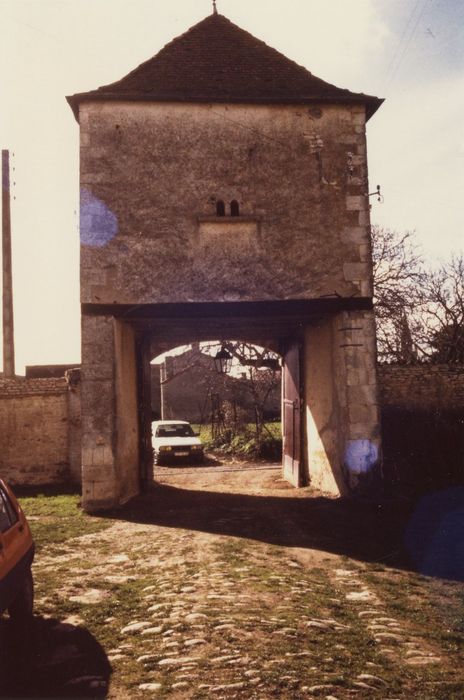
(155, 453, 224, 468)
(0, 616, 111, 698)
(100, 482, 464, 581)
(154, 452, 279, 469)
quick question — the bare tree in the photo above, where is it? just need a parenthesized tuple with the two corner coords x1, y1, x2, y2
(217, 341, 280, 441)
(371, 225, 425, 362)
(420, 254, 464, 362)
(200, 341, 281, 449)
(372, 226, 464, 364)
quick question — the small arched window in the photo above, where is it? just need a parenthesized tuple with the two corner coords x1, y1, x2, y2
(216, 200, 225, 217)
(230, 200, 240, 217)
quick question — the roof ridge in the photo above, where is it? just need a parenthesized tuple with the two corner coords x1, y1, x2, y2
(101, 13, 326, 95)
(67, 12, 383, 121)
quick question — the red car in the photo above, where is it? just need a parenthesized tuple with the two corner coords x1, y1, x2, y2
(0, 479, 34, 622)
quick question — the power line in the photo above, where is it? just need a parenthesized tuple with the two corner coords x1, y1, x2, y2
(384, 0, 423, 84)
(383, 0, 434, 93)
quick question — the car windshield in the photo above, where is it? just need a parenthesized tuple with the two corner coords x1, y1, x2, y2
(155, 424, 195, 438)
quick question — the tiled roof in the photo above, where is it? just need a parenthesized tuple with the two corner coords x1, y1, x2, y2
(67, 13, 382, 120)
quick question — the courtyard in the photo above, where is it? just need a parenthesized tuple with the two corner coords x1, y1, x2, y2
(1, 463, 463, 698)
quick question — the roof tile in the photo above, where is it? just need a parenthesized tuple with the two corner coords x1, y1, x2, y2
(67, 13, 382, 120)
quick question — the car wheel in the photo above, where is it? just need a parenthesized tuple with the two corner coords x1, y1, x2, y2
(8, 570, 34, 623)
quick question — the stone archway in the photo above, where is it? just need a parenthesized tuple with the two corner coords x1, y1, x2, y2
(80, 299, 380, 511)
(139, 305, 304, 498)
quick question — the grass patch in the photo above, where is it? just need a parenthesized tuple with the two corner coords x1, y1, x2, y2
(205, 425, 282, 460)
(361, 568, 464, 653)
(193, 422, 282, 460)
(18, 492, 112, 551)
(11, 487, 464, 699)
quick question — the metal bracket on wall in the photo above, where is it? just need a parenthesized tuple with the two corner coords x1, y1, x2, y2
(368, 184, 384, 203)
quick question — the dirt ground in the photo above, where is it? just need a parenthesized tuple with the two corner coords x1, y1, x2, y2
(154, 459, 305, 495)
(1, 460, 463, 699)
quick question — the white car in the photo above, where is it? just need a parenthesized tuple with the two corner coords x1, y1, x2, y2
(152, 420, 204, 465)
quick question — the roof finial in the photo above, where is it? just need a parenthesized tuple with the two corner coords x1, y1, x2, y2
(212, 0, 218, 14)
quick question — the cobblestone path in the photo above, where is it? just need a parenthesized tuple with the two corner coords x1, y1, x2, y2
(20, 467, 464, 698)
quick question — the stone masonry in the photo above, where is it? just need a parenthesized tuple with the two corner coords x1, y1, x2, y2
(0, 373, 81, 486)
(379, 363, 464, 409)
(67, 11, 383, 509)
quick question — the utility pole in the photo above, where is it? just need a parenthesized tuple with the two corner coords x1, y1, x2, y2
(2, 150, 15, 377)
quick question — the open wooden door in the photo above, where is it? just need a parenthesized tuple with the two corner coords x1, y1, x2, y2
(282, 340, 302, 487)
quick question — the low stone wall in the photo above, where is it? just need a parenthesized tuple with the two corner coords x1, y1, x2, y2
(378, 364, 464, 494)
(378, 363, 464, 409)
(0, 374, 81, 487)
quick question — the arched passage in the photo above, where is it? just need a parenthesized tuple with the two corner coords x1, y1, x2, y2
(81, 300, 380, 511)
(140, 312, 306, 494)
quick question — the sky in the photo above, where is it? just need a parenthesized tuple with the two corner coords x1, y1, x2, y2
(0, 0, 463, 373)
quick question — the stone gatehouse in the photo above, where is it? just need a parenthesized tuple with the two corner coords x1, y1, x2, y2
(66, 10, 383, 510)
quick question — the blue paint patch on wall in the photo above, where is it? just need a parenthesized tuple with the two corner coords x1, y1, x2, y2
(80, 188, 118, 247)
(405, 487, 464, 581)
(344, 439, 378, 474)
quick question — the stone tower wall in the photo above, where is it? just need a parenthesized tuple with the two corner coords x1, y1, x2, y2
(79, 102, 371, 305)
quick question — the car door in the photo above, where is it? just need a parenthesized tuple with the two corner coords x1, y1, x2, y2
(0, 529, 5, 578)
(0, 485, 23, 578)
